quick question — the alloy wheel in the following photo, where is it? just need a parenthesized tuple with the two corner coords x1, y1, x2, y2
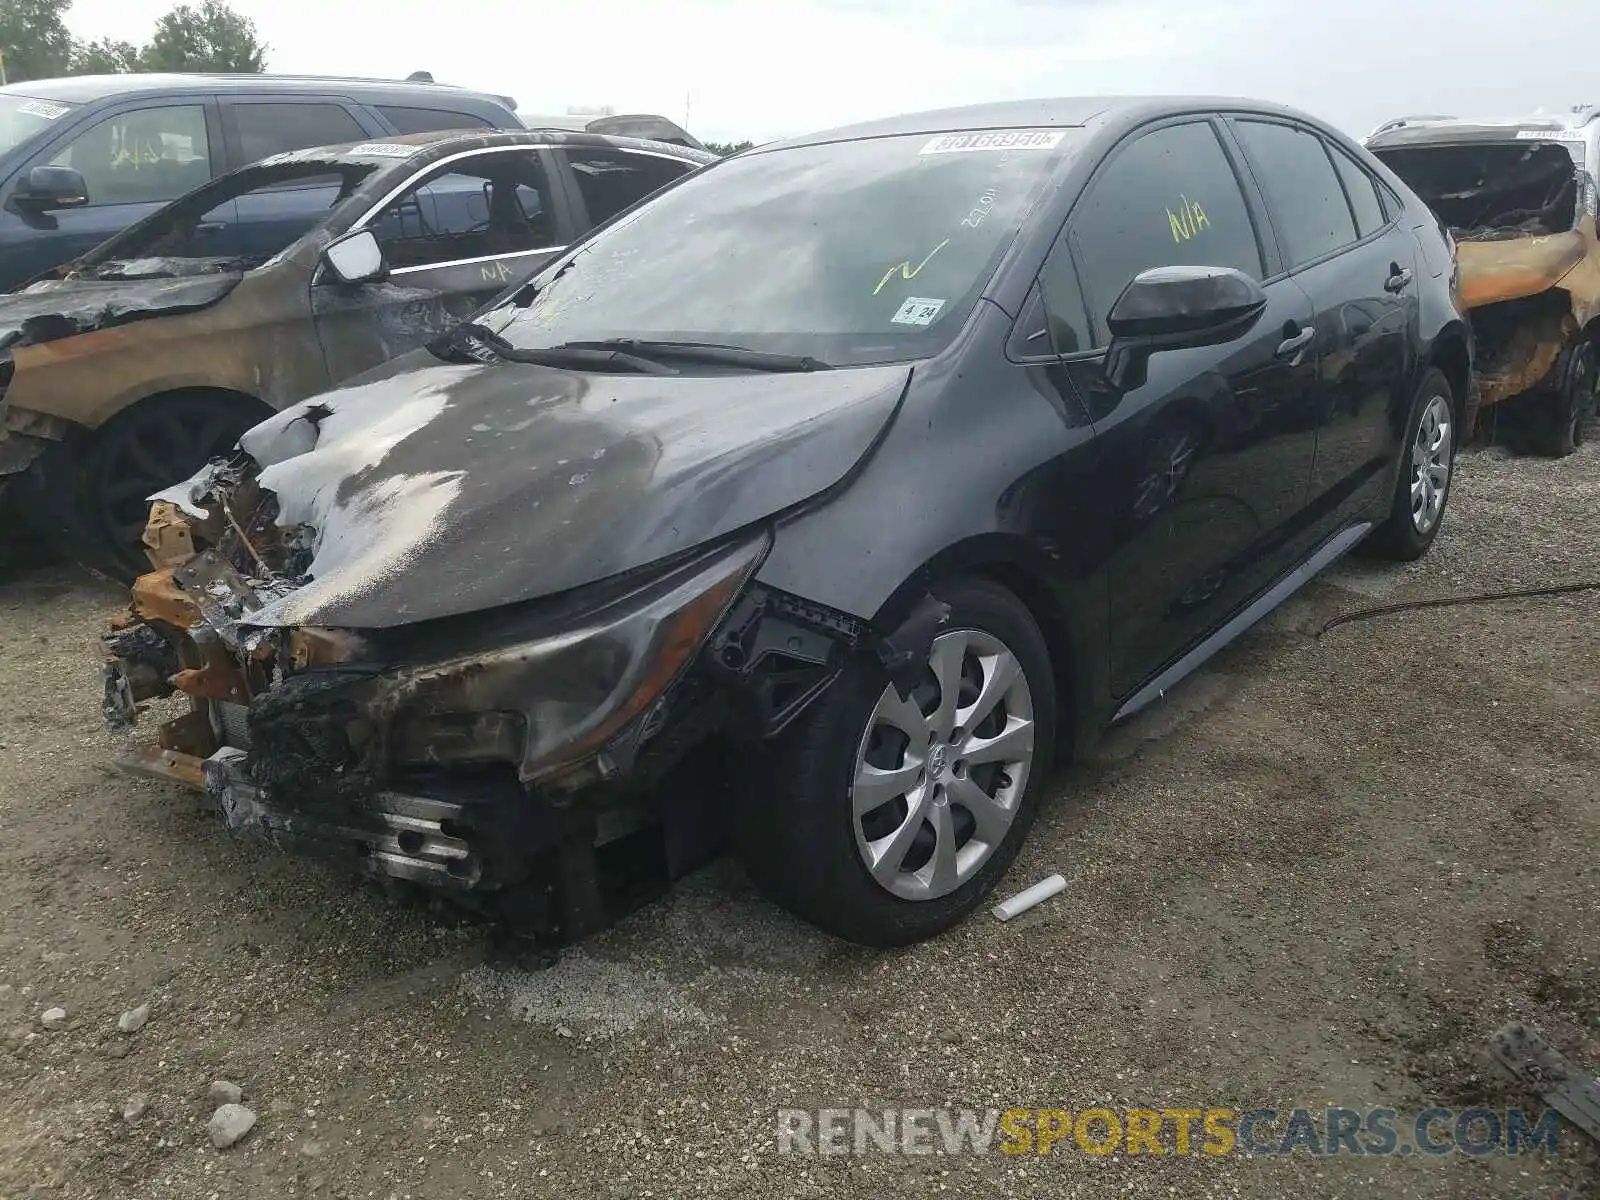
(850, 628, 1036, 901)
(1410, 393, 1453, 534)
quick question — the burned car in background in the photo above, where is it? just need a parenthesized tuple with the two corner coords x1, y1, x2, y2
(103, 97, 1467, 951)
(0, 130, 712, 575)
(1368, 108, 1600, 454)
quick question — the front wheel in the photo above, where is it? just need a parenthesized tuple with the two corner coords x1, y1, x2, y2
(1361, 367, 1456, 562)
(1530, 339, 1596, 458)
(77, 393, 265, 581)
(735, 576, 1057, 946)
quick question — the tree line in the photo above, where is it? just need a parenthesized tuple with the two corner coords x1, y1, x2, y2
(0, 0, 266, 83)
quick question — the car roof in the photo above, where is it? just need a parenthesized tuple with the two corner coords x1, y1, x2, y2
(1366, 108, 1600, 149)
(1, 73, 514, 109)
(761, 95, 1338, 151)
(249, 127, 717, 171)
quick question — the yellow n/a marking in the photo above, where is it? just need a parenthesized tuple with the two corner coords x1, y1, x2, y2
(1167, 194, 1212, 244)
(873, 239, 951, 295)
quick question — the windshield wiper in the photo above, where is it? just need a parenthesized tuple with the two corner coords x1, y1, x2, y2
(429, 322, 677, 375)
(550, 339, 832, 372)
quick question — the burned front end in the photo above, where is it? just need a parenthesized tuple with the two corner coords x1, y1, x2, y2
(101, 451, 875, 943)
(1368, 129, 1600, 449)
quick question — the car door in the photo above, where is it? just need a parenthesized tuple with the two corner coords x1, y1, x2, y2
(219, 99, 381, 260)
(311, 147, 573, 384)
(1229, 118, 1417, 512)
(1029, 117, 1322, 698)
(3, 98, 226, 282)
(554, 144, 698, 235)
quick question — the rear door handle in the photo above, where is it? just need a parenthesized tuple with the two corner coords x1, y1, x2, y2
(1384, 265, 1413, 293)
(1275, 326, 1315, 360)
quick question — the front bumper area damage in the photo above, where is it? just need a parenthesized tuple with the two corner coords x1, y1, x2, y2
(101, 457, 881, 946)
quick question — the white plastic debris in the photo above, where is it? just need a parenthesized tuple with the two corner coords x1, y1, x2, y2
(991, 874, 1067, 922)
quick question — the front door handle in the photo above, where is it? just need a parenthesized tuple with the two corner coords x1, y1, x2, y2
(1275, 325, 1315, 361)
(1384, 265, 1413, 293)
(194, 221, 227, 234)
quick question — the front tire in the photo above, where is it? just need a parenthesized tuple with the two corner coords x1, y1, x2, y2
(1361, 367, 1456, 562)
(736, 576, 1057, 946)
(76, 392, 265, 581)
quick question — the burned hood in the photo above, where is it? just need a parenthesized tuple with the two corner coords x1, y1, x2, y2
(1455, 231, 1589, 310)
(161, 358, 912, 629)
(0, 273, 241, 356)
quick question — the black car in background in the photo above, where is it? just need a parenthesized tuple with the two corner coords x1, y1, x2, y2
(107, 96, 1469, 949)
(0, 73, 523, 289)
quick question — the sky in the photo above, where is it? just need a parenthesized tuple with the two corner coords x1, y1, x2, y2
(60, 0, 1600, 145)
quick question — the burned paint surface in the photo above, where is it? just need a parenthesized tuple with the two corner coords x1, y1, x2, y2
(0, 130, 713, 547)
(156, 357, 912, 628)
(1371, 132, 1600, 422)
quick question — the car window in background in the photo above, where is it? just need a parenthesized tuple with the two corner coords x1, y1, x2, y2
(232, 103, 366, 164)
(1069, 121, 1262, 343)
(1327, 143, 1386, 238)
(1235, 120, 1357, 267)
(369, 151, 557, 270)
(493, 128, 1085, 366)
(564, 148, 694, 225)
(0, 94, 76, 157)
(48, 105, 211, 206)
(377, 106, 495, 135)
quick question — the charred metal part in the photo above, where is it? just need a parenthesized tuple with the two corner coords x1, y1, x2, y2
(102, 622, 179, 712)
(1471, 292, 1576, 409)
(708, 584, 868, 736)
(876, 593, 953, 700)
(203, 747, 484, 889)
(141, 501, 198, 570)
(118, 745, 207, 790)
(1489, 1022, 1600, 1146)
(102, 662, 137, 731)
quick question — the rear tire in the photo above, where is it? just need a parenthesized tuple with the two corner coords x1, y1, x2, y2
(735, 576, 1057, 946)
(75, 392, 265, 582)
(1361, 367, 1455, 562)
(1529, 339, 1595, 458)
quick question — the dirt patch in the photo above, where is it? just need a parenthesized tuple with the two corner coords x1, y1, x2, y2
(1, 441, 1598, 1198)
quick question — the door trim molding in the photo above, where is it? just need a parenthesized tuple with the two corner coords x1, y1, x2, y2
(1111, 518, 1372, 723)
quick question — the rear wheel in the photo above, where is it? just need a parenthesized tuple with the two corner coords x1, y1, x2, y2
(78, 392, 265, 581)
(1530, 339, 1596, 458)
(735, 577, 1057, 946)
(1361, 367, 1455, 562)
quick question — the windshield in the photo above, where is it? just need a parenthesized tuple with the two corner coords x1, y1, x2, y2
(1373, 141, 1582, 239)
(488, 127, 1083, 366)
(0, 94, 76, 158)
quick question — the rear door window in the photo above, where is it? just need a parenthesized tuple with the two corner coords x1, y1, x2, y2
(1327, 143, 1386, 238)
(563, 148, 694, 227)
(1234, 120, 1358, 267)
(377, 106, 495, 135)
(1067, 120, 1264, 344)
(228, 102, 367, 166)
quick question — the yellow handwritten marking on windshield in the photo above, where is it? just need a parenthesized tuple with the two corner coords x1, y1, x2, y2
(873, 238, 951, 296)
(1167, 195, 1211, 244)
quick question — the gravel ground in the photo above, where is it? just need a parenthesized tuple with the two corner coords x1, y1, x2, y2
(1, 439, 1597, 1199)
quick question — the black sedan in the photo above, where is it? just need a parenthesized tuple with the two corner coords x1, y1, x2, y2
(104, 96, 1469, 949)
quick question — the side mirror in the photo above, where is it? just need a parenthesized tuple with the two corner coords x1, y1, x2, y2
(1103, 265, 1267, 391)
(320, 228, 386, 285)
(13, 165, 89, 212)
